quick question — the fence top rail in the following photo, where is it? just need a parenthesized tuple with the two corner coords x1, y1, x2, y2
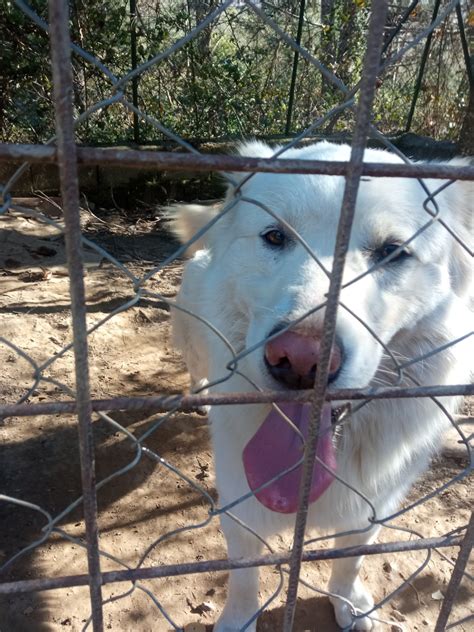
(0, 144, 473, 180)
(1, 384, 472, 419)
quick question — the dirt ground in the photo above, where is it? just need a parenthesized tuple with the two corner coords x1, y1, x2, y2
(0, 203, 472, 632)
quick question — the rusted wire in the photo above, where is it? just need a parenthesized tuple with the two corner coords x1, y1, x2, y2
(1, 1, 472, 631)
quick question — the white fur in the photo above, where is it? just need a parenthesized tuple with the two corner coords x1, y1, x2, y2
(169, 142, 472, 631)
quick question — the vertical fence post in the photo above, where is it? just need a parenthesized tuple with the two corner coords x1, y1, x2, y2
(47, 1, 103, 629)
(282, 1, 389, 628)
(434, 511, 474, 632)
(285, 0, 306, 135)
(130, 0, 140, 144)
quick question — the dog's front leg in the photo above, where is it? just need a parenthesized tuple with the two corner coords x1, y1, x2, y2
(328, 527, 381, 631)
(214, 512, 263, 632)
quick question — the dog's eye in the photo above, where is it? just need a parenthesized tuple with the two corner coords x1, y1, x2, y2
(377, 243, 411, 263)
(261, 229, 286, 248)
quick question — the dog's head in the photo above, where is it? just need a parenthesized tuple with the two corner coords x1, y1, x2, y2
(170, 141, 472, 392)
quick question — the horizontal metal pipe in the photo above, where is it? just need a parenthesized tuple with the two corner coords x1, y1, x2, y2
(0, 144, 473, 180)
(0, 384, 472, 419)
(0, 534, 462, 595)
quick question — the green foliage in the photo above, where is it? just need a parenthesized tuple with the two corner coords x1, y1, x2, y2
(2, 1, 54, 142)
(1, 1, 470, 145)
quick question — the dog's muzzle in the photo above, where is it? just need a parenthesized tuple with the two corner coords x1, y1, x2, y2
(264, 328, 343, 389)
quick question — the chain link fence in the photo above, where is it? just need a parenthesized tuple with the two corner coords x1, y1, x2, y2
(0, 1, 473, 631)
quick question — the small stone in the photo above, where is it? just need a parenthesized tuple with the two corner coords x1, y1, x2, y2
(186, 597, 213, 616)
(383, 560, 398, 573)
(391, 625, 403, 632)
(391, 609, 407, 622)
(431, 590, 444, 601)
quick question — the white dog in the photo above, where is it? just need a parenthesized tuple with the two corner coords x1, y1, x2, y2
(169, 141, 472, 631)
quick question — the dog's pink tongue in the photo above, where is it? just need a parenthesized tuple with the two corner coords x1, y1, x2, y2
(242, 403, 336, 513)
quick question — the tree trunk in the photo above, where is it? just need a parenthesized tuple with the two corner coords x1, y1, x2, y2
(458, 55, 474, 155)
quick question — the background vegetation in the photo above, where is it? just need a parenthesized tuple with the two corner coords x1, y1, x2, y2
(1, 1, 472, 147)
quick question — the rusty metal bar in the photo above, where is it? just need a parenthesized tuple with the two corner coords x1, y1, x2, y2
(283, 3, 390, 628)
(0, 533, 463, 596)
(47, 1, 103, 630)
(434, 511, 474, 632)
(1, 384, 473, 419)
(1, 143, 474, 180)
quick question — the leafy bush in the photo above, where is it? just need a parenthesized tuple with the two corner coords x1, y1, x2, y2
(1, 1, 470, 145)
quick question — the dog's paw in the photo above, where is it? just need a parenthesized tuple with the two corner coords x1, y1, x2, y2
(213, 610, 257, 632)
(329, 577, 376, 630)
(214, 620, 257, 632)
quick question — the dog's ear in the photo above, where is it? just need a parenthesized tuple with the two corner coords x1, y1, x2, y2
(237, 140, 276, 159)
(223, 140, 277, 186)
(166, 202, 222, 256)
(436, 158, 473, 297)
(448, 188, 472, 299)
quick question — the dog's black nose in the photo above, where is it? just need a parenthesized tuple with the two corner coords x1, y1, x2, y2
(266, 356, 317, 389)
(265, 330, 342, 390)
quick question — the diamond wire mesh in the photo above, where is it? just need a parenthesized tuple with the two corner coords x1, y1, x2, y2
(0, 1, 473, 631)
